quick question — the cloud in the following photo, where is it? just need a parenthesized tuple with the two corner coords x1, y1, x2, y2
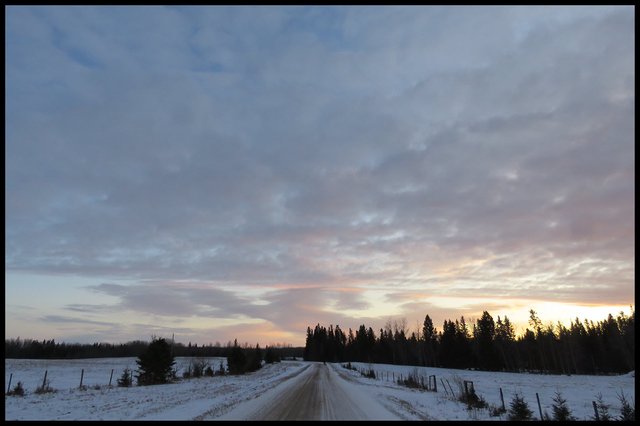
(5, 6, 634, 343)
(40, 315, 116, 327)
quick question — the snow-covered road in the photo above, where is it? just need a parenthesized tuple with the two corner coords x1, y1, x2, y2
(220, 363, 399, 420)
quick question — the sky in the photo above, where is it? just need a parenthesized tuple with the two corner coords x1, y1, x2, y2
(5, 6, 635, 347)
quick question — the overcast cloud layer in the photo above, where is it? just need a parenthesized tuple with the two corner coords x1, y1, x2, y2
(5, 6, 634, 344)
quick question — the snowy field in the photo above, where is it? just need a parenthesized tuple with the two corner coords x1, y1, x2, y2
(5, 358, 635, 420)
(5, 357, 227, 391)
(345, 362, 635, 420)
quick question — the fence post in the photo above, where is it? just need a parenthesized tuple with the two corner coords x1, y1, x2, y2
(592, 401, 600, 421)
(109, 369, 114, 386)
(79, 369, 84, 389)
(7, 373, 12, 393)
(536, 392, 544, 421)
(42, 370, 48, 389)
(499, 387, 505, 411)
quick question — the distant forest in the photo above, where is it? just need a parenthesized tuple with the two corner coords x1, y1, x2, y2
(304, 309, 635, 375)
(4, 338, 304, 360)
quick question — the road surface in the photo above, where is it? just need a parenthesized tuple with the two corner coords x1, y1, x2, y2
(219, 362, 398, 420)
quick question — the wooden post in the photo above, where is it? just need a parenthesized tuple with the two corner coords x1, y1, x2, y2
(42, 370, 48, 389)
(7, 373, 12, 393)
(79, 369, 84, 389)
(536, 392, 544, 421)
(463, 380, 474, 397)
(464, 380, 473, 396)
(499, 387, 505, 411)
(109, 369, 114, 386)
(592, 401, 600, 421)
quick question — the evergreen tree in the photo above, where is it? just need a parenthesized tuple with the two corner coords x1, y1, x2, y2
(422, 315, 437, 367)
(495, 315, 516, 371)
(475, 311, 499, 371)
(551, 391, 575, 421)
(135, 337, 175, 386)
(594, 393, 612, 421)
(299, 308, 634, 375)
(227, 339, 247, 374)
(264, 346, 281, 363)
(117, 368, 133, 387)
(246, 343, 262, 372)
(439, 320, 458, 368)
(617, 390, 635, 421)
(508, 392, 534, 421)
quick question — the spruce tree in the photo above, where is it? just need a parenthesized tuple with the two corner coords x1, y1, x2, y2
(617, 390, 635, 421)
(117, 368, 133, 387)
(246, 343, 262, 372)
(264, 346, 281, 363)
(227, 339, 247, 374)
(551, 391, 575, 421)
(136, 337, 175, 385)
(508, 392, 534, 421)
(594, 393, 612, 421)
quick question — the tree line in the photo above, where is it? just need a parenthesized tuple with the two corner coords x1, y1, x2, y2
(304, 309, 634, 375)
(4, 338, 304, 360)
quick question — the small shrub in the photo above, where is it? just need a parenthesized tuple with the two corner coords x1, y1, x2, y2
(6, 381, 25, 396)
(215, 361, 226, 376)
(342, 362, 356, 371)
(35, 380, 56, 394)
(551, 390, 575, 421)
(508, 392, 534, 421)
(489, 404, 506, 417)
(455, 380, 487, 409)
(362, 368, 376, 379)
(397, 369, 426, 390)
(204, 365, 214, 377)
(117, 368, 133, 387)
(190, 358, 209, 378)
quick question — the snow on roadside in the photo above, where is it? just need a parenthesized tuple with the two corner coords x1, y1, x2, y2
(5, 358, 307, 421)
